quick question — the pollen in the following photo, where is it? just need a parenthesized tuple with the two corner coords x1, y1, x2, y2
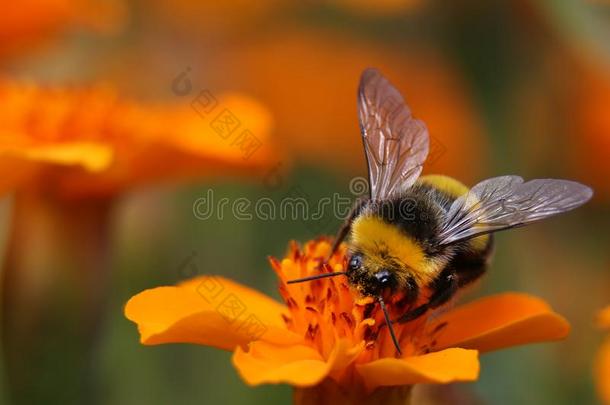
(349, 216, 434, 284)
(126, 237, 572, 393)
(271, 238, 442, 360)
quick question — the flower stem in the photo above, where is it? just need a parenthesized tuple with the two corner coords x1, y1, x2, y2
(1, 190, 114, 404)
(294, 379, 412, 405)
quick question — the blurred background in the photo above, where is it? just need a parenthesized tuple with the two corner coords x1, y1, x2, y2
(0, 0, 609, 404)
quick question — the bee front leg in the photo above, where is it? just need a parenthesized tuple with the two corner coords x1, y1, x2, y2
(394, 268, 458, 324)
(328, 197, 369, 258)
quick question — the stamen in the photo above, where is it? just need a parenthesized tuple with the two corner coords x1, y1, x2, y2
(286, 297, 299, 309)
(340, 312, 354, 328)
(306, 324, 319, 340)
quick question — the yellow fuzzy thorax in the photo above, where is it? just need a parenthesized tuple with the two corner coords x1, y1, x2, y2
(418, 174, 489, 251)
(417, 174, 469, 197)
(350, 215, 435, 284)
(349, 174, 489, 286)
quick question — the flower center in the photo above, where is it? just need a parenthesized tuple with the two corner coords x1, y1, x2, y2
(271, 238, 446, 362)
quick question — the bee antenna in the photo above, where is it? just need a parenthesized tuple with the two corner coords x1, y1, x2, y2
(378, 296, 402, 356)
(286, 271, 347, 284)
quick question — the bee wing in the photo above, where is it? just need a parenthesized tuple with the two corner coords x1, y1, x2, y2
(437, 176, 593, 245)
(358, 68, 429, 201)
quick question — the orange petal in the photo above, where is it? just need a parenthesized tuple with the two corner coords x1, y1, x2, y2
(356, 348, 479, 391)
(0, 141, 114, 172)
(0, 80, 278, 198)
(432, 293, 570, 353)
(125, 276, 301, 350)
(598, 306, 610, 330)
(327, 339, 366, 380)
(233, 339, 362, 387)
(596, 337, 610, 405)
(233, 341, 328, 386)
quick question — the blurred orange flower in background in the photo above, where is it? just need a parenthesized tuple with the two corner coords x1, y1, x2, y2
(126, 238, 569, 404)
(597, 306, 610, 405)
(0, 76, 277, 402)
(206, 28, 489, 183)
(568, 59, 610, 200)
(0, 78, 275, 198)
(505, 49, 610, 201)
(1, 0, 125, 59)
(96, 8, 488, 183)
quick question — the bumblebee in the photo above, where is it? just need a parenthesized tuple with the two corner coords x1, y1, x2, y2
(289, 68, 593, 354)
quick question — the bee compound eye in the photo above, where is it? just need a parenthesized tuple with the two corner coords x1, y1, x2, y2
(348, 255, 362, 271)
(375, 269, 392, 285)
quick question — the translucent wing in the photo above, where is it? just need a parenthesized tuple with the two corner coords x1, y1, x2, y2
(358, 68, 429, 201)
(437, 176, 593, 245)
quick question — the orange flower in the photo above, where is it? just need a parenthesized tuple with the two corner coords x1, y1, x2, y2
(519, 51, 610, 201)
(0, 0, 125, 59)
(0, 78, 275, 198)
(211, 28, 489, 183)
(566, 59, 610, 200)
(125, 238, 569, 403)
(0, 78, 276, 402)
(596, 306, 610, 405)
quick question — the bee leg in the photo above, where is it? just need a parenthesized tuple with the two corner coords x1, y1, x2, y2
(455, 264, 487, 288)
(427, 268, 459, 308)
(328, 197, 369, 258)
(452, 235, 493, 288)
(394, 268, 458, 324)
(394, 304, 428, 324)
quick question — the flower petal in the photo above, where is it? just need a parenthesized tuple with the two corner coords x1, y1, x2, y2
(232, 338, 363, 387)
(0, 80, 278, 197)
(595, 337, 610, 405)
(356, 348, 480, 391)
(432, 293, 570, 353)
(125, 276, 301, 350)
(2, 142, 114, 172)
(232, 341, 328, 386)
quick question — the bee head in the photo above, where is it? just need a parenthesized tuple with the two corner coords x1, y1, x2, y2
(347, 252, 409, 299)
